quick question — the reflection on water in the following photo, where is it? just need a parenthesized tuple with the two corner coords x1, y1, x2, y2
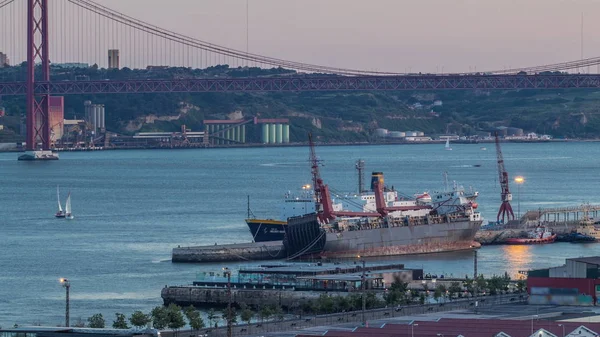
(501, 245, 533, 279)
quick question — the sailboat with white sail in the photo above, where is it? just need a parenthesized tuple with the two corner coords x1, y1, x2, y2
(55, 186, 66, 218)
(445, 138, 452, 151)
(65, 192, 74, 220)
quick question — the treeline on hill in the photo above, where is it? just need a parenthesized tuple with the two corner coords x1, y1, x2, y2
(1, 64, 600, 142)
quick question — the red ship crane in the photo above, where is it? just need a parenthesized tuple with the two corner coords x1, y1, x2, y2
(495, 132, 515, 223)
(308, 133, 430, 223)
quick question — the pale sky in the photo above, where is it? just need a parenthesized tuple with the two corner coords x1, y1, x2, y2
(2, 0, 599, 73)
(91, 0, 600, 73)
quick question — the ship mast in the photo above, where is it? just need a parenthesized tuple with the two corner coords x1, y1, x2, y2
(356, 159, 365, 194)
(495, 132, 515, 223)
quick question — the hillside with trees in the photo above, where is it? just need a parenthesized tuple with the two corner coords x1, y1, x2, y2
(1, 63, 600, 142)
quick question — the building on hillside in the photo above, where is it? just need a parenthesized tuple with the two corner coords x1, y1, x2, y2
(49, 96, 64, 143)
(0, 52, 9, 67)
(108, 49, 120, 69)
(527, 256, 600, 306)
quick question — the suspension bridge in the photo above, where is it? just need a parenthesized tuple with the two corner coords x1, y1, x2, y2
(2, 0, 600, 154)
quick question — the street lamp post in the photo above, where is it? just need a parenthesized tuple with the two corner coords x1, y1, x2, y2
(531, 314, 538, 334)
(59, 278, 70, 327)
(223, 268, 232, 337)
(514, 176, 525, 219)
(411, 323, 418, 337)
(558, 324, 565, 337)
(359, 258, 366, 326)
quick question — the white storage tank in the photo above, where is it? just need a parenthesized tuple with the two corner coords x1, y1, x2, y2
(388, 131, 406, 138)
(374, 128, 388, 138)
(405, 131, 418, 137)
(417, 131, 424, 137)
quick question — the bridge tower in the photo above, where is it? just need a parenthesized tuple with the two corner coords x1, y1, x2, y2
(21, 0, 57, 160)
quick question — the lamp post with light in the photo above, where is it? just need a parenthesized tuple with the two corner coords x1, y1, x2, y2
(411, 323, 418, 337)
(531, 314, 538, 334)
(59, 278, 70, 327)
(558, 324, 565, 337)
(223, 268, 232, 337)
(357, 256, 366, 326)
(514, 176, 525, 219)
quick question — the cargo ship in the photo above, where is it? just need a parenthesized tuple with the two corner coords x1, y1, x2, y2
(282, 134, 484, 259)
(246, 180, 434, 242)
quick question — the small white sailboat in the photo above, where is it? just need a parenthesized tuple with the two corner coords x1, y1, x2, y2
(55, 186, 66, 218)
(65, 192, 74, 220)
(445, 138, 452, 151)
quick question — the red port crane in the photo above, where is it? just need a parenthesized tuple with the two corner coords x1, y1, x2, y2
(495, 132, 515, 223)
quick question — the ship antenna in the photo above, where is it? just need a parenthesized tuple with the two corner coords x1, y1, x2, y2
(356, 159, 365, 194)
(308, 133, 322, 212)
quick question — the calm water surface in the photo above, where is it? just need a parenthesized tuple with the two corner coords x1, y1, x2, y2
(1, 142, 600, 326)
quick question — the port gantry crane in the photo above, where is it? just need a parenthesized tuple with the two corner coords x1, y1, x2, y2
(495, 132, 515, 223)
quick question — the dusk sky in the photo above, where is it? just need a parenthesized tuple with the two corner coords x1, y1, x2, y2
(93, 0, 600, 73)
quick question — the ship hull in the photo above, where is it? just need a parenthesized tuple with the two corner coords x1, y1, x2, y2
(245, 219, 287, 242)
(317, 219, 482, 258)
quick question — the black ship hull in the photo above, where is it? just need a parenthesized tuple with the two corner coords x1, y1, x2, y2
(245, 219, 287, 242)
(283, 213, 326, 259)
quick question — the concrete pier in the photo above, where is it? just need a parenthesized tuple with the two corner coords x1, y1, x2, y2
(172, 241, 285, 263)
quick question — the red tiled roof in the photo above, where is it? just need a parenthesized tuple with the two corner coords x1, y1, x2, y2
(295, 318, 600, 337)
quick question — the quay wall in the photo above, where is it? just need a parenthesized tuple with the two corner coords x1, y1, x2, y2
(171, 241, 285, 263)
(161, 286, 322, 309)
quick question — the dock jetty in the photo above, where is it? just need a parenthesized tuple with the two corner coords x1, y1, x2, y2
(172, 241, 285, 263)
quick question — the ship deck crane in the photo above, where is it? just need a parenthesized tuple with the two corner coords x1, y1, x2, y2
(495, 132, 515, 223)
(308, 133, 431, 223)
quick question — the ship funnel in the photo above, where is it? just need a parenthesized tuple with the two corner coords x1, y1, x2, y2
(371, 172, 384, 191)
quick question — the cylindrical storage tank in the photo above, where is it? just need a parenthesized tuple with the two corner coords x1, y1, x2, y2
(218, 125, 224, 145)
(406, 131, 417, 137)
(262, 124, 269, 143)
(276, 124, 283, 144)
(100, 105, 105, 129)
(417, 131, 424, 137)
(234, 126, 240, 143)
(269, 124, 276, 144)
(241, 125, 246, 143)
(374, 128, 388, 138)
(94, 105, 100, 132)
(226, 128, 232, 144)
(283, 124, 290, 143)
(388, 131, 405, 139)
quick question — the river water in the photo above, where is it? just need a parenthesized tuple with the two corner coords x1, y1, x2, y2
(1, 142, 600, 326)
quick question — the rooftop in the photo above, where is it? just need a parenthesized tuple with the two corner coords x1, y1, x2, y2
(567, 256, 600, 266)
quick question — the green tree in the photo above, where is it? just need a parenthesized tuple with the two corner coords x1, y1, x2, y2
(259, 306, 272, 322)
(271, 305, 284, 321)
(448, 281, 462, 300)
(207, 308, 218, 327)
(184, 306, 204, 332)
(475, 275, 487, 295)
(317, 294, 335, 314)
(150, 306, 169, 330)
(112, 313, 130, 329)
(166, 304, 186, 332)
(435, 284, 447, 302)
(129, 310, 151, 329)
(240, 308, 254, 325)
(516, 279, 526, 293)
(220, 308, 238, 326)
(87, 313, 105, 328)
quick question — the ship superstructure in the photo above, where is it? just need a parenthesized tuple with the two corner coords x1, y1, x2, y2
(282, 134, 484, 259)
